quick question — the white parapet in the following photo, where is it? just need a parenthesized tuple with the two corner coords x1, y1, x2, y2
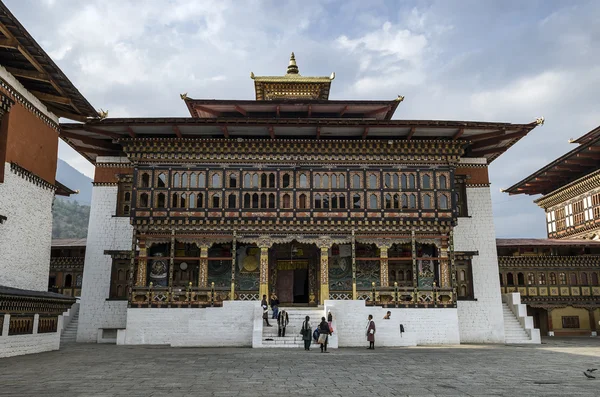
(0, 311, 66, 358)
(453, 186, 506, 343)
(324, 300, 459, 346)
(122, 301, 260, 347)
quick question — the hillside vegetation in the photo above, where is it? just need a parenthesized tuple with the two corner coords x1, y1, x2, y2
(52, 198, 90, 238)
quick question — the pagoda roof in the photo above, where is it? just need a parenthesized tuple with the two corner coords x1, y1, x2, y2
(182, 98, 401, 120)
(60, 117, 541, 164)
(250, 53, 335, 100)
(0, 3, 97, 121)
(504, 124, 600, 196)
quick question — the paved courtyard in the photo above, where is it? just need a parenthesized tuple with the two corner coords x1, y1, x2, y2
(1, 338, 600, 396)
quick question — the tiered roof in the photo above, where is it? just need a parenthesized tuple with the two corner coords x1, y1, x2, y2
(58, 53, 542, 164)
(505, 124, 600, 196)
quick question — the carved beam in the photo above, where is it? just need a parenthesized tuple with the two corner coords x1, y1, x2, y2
(468, 129, 506, 141)
(193, 105, 221, 116)
(83, 126, 121, 140)
(46, 105, 88, 122)
(362, 127, 369, 140)
(4, 66, 51, 82)
(452, 128, 464, 140)
(221, 126, 229, 138)
(126, 127, 136, 138)
(60, 130, 120, 149)
(29, 90, 72, 105)
(0, 37, 18, 49)
(470, 146, 506, 156)
(234, 105, 247, 116)
(172, 125, 182, 138)
(364, 106, 390, 117)
(406, 127, 416, 140)
(470, 130, 528, 150)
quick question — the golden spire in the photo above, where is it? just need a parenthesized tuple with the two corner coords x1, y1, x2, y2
(287, 52, 299, 74)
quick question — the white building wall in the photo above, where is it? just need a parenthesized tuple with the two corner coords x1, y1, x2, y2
(121, 301, 259, 347)
(77, 183, 132, 342)
(324, 300, 460, 346)
(453, 186, 505, 343)
(0, 165, 54, 291)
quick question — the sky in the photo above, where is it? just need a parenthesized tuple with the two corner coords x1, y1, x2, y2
(5, 0, 600, 238)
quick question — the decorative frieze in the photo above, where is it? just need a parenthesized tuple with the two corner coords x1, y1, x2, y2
(9, 163, 57, 192)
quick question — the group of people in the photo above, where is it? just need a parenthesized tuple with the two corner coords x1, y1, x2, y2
(260, 294, 379, 351)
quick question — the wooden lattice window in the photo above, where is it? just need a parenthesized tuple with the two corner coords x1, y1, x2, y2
(455, 178, 468, 217)
(561, 316, 580, 329)
(455, 258, 474, 300)
(116, 181, 132, 216)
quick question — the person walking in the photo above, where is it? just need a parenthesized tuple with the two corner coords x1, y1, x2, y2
(318, 316, 332, 353)
(261, 295, 272, 327)
(301, 315, 312, 351)
(270, 294, 280, 319)
(366, 314, 376, 349)
(277, 309, 289, 337)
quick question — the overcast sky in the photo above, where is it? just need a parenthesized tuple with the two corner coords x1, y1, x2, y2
(6, 0, 600, 238)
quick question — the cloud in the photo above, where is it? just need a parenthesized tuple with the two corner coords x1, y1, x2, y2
(4, 0, 600, 238)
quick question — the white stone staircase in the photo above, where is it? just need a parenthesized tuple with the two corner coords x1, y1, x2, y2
(260, 308, 324, 348)
(60, 308, 79, 345)
(502, 293, 541, 344)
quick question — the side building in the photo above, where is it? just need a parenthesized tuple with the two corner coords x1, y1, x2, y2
(497, 238, 600, 336)
(49, 238, 86, 297)
(0, 3, 97, 357)
(63, 54, 543, 346)
(505, 124, 600, 337)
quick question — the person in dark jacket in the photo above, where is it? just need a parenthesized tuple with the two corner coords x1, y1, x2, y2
(318, 316, 332, 353)
(270, 294, 280, 319)
(261, 295, 271, 327)
(301, 315, 312, 351)
(277, 309, 289, 337)
(366, 314, 376, 349)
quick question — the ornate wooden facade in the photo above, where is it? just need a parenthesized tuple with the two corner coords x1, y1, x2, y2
(59, 54, 542, 309)
(49, 238, 86, 297)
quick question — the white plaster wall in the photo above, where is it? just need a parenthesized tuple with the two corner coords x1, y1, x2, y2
(324, 300, 459, 346)
(121, 301, 259, 347)
(77, 184, 132, 342)
(0, 165, 54, 291)
(454, 186, 505, 343)
(0, 314, 63, 358)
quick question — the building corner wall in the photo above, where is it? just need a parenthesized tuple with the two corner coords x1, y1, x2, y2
(0, 164, 54, 291)
(454, 186, 505, 343)
(77, 183, 131, 342)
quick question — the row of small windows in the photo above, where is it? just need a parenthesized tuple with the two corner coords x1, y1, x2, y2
(501, 272, 599, 286)
(140, 171, 449, 190)
(138, 192, 449, 210)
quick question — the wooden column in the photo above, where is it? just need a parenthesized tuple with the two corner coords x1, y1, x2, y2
(135, 239, 147, 287)
(230, 233, 237, 300)
(168, 231, 175, 287)
(378, 242, 392, 288)
(411, 230, 417, 298)
(351, 231, 357, 300)
(547, 308, 554, 336)
(198, 245, 209, 288)
(449, 231, 457, 302)
(257, 236, 272, 299)
(588, 308, 597, 335)
(319, 241, 331, 305)
(440, 244, 450, 289)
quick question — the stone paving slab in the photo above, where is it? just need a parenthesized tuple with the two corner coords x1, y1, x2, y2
(1, 338, 600, 396)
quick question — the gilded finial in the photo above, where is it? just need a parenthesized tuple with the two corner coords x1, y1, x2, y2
(330, 72, 335, 80)
(535, 116, 545, 126)
(250, 72, 255, 79)
(97, 109, 108, 119)
(287, 52, 299, 74)
(395, 95, 405, 102)
(180, 93, 188, 100)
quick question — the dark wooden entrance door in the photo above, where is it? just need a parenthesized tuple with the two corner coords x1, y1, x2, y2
(277, 270, 294, 303)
